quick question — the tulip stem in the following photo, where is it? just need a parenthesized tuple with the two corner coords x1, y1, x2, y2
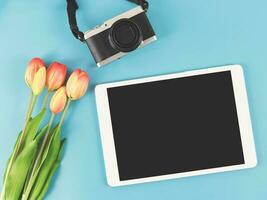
(0, 191, 5, 200)
(22, 113, 55, 200)
(1, 92, 37, 199)
(19, 93, 38, 152)
(41, 91, 51, 110)
(0, 189, 4, 200)
(59, 99, 72, 128)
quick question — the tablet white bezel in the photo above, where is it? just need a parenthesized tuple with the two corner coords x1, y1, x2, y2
(95, 64, 257, 187)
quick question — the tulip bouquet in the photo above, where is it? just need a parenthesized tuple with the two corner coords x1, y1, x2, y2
(0, 58, 89, 200)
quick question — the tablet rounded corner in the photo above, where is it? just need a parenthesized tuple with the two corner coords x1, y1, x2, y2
(232, 64, 244, 73)
(107, 178, 118, 187)
(250, 157, 258, 168)
(246, 155, 258, 169)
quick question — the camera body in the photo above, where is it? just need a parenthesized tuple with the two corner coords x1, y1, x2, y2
(84, 6, 156, 67)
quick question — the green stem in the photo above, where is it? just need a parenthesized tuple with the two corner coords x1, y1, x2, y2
(41, 91, 51, 110)
(0, 190, 4, 200)
(59, 99, 71, 128)
(18, 94, 38, 153)
(1, 93, 37, 200)
(22, 113, 55, 200)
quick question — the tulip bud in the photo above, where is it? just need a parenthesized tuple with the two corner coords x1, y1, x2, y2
(50, 87, 67, 114)
(46, 62, 67, 91)
(25, 57, 45, 87)
(32, 67, 46, 96)
(66, 69, 89, 100)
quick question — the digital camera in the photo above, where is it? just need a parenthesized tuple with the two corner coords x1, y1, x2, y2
(84, 6, 157, 67)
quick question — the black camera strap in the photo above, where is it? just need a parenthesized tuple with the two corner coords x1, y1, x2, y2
(66, 0, 149, 42)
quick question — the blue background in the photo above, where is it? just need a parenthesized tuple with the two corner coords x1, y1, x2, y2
(0, 0, 266, 199)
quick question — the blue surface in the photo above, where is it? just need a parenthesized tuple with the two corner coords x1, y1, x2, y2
(0, 0, 266, 199)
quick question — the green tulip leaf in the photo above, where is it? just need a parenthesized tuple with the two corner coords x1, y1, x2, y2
(36, 161, 60, 200)
(35, 125, 48, 144)
(37, 140, 65, 200)
(22, 125, 59, 200)
(22, 125, 48, 194)
(29, 130, 65, 200)
(5, 141, 37, 200)
(4, 112, 46, 196)
(3, 157, 11, 183)
(24, 109, 46, 147)
(3, 132, 22, 183)
(58, 139, 66, 160)
(39, 125, 60, 170)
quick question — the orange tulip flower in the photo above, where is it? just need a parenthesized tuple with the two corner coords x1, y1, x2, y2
(46, 62, 67, 91)
(31, 67, 46, 96)
(66, 69, 89, 100)
(50, 86, 67, 114)
(25, 57, 46, 88)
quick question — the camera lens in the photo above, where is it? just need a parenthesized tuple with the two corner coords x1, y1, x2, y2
(109, 19, 143, 52)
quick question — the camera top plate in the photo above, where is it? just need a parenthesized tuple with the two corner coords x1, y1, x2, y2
(84, 6, 145, 40)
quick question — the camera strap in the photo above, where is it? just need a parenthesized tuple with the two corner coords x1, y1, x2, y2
(66, 0, 149, 42)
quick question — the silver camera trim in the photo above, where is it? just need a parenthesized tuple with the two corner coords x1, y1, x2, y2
(84, 6, 157, 67)
(84, 6, 144, 40)
(96, 36, 157, 67)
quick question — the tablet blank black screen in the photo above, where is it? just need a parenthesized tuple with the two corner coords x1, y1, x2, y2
(107, 71, 244, 181)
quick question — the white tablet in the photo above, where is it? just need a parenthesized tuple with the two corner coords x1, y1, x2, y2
(95, 64, 257, 187)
